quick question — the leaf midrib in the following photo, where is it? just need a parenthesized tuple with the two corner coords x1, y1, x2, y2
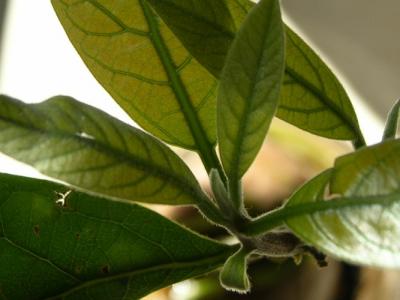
(44, 247, 235, 300)
(229, 1, 277, 181)
(283, 66, 358, 138)
(139, 0, 220, 172)
(0, 114, 202, 203)
(279, 29, 362, 140)
(245, 193, 400, 235)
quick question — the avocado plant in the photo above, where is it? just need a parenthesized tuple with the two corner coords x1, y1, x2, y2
(0, 0, 399, 298)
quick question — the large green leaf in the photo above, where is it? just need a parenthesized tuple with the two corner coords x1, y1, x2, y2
(0, 173, 235, 299)
(148, 0, 364, 142)
(51, 0, 217, 155)
(218, 0, 285, 181)
(284, 140, 400, 267)
(0, 95, 205, 206)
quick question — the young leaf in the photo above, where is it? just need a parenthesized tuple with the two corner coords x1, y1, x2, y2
(219, 246, 251, 293)
(218, 0, 285, 181)
(0, 95, 206, 206)
(149, 0, 364, 143)
(51, 0, 218, 160)
(0, 173, 235, 299)
(146, 0, 236, 77)
(382, 99, 400, 140)
(284, 140, 400, 267)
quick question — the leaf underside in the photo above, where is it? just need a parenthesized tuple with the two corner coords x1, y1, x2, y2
(52, 0, 216, 150)
(149, 0, 363, 141)
(277, 28, 361, 140)
(285, 140, 400, 267)
(0, 173, 234, 299)
(0, 95, 204, 205)
(146, 0, 237, 77)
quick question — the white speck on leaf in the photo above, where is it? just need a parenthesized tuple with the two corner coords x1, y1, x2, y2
(55, 190, 72, 207)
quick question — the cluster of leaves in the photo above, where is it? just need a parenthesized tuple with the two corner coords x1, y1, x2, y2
(0, 0, 399, 298)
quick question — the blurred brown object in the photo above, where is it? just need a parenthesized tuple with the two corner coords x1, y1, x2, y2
(242, 118, 350, 210)
(355, 268, 400, 300)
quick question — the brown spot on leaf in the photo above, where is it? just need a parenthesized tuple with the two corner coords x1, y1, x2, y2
(76, 233, 80, 240)
(33, 225, 40, 237)
(101, 265, 110, 274)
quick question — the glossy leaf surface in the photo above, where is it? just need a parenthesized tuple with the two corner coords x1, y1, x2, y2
(285, 140, 400, 267)
(52, 0, 217, 151)
(150, 0, 363, 142)
(0, 95, 204, 205)
(0, 173, 234, 299)
(218, 0, 285, 180)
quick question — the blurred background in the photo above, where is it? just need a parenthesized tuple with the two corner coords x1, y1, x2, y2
(0, 0, 399, 299)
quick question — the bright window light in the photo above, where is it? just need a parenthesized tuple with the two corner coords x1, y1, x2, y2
(0, 0, 133, 176)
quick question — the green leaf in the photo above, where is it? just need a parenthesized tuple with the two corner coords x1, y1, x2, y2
(277, 27, 364, 143)
(146, 0, 236, 77)
(51, 0, 217, 157)
(382, 99, 400, 140)
(224, 0, 254, 29)
(0, 95, 205, 206)
(149, 0, 364, 142)
(219, 246, 251, 293)
(218, 0, 285, 181)
(284, 140, 400, 267)
(0, 173, 235, 299)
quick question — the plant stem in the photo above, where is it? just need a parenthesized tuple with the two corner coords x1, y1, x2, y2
(199, 147, 227, 185)
(228, 178, 243, 211)
(141, 0, 226, 182)
(241, 206, 286, 236)
(196, 192, 231, 227)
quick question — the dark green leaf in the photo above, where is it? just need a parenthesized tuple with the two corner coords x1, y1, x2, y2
(149, 0, 364, 142)
(382, 99, 400, 140)
(218, 0, 285, 180)
(51, 0, 217, 156)
(146, 0, 236, 77)
(284, 140, 400, 267)
(0, 95, 205, 206)
(0, 173, 235, 299)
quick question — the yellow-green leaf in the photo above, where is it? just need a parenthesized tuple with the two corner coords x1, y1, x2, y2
(149, 0, 364, 143)
(277, 28, 362, 142)
(51, 0, 217, 154)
